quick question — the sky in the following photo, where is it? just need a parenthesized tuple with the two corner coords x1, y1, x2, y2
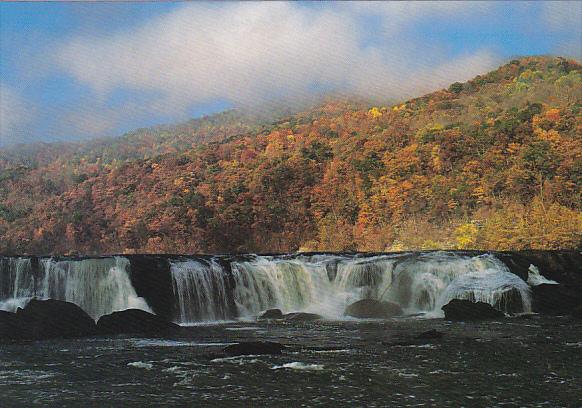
(0, 1, 580, 147)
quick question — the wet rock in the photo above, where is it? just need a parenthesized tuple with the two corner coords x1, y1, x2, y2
(16, 299, 97, 339)
(0, 310, 21, 340)
(383, 329, 445, 347)
(283, 312, 323, 322)
(442, 299, 504, 321)
(258, 309, 284, 320)
(492, 288, 526, 314)
(531, 284, 581, 315)
(344, 299, 403, 319)
(224, 341, 285, 356)
(96, 309, 180, 335)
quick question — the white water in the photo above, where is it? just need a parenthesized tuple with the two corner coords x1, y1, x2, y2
(527, 264, 558, 286)
(0, 257, 151, 319)
(170, 259, 230, 323)
(0, 257, 34, 311)
(1, 252, 535, 323)
(230, 252, 532, 319)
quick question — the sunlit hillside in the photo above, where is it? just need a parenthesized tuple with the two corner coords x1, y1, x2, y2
(1, 56, 580, 255)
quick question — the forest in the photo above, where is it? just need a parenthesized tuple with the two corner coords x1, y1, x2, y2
(0, 56, 580, 255)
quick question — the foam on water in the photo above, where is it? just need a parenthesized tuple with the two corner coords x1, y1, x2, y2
(127, 361, 153, 370)
(272, 362, 325, 371)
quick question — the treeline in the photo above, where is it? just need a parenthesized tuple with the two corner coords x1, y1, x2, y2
(0, 56, 580, 254)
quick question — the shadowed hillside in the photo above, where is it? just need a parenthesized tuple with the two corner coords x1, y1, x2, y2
(0, 56, 580, 254)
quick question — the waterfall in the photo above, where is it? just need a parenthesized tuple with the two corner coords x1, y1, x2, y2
(1, 252, 535, 323)
(0, 257, 151, 320)
(386, 252, 532, 316)
(170, 258, 230, 323)
(231, 257, 337, 317)
(0, 257, 34, 312)
(230, 252, 532, 319)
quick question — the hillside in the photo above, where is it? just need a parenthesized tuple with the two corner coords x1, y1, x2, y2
(0, 56, 580, 255)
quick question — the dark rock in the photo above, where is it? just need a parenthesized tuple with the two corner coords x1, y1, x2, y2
(415, 329, 444, 340)
(442, 299, 504, 321)
(96, 309, 180, 335)
(16, 299, 97, 339)
(125, 256, 176, 320)
(0, 310, 21, 340)
(492, 288, 527, 314)
(283, 312, 323, 322)
(531, 284, 581, 315)
(224, 341, 285, 356)
(258, 309, 284, 320)
(344, 299, 403, 319)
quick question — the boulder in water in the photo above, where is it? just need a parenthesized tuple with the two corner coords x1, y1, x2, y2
(415, 329, 445, 340)
(0, 310, 21, 340)
(96, 309, 179, 335)
(283, 312, 323, 322)
(16, 299, 97, 339)
(531, 284, 581, 315)
(344, 299, 403, 319)
(442, 299, 504, 321)
(258, 309, 284, 320)
(224, 341, 285, 356)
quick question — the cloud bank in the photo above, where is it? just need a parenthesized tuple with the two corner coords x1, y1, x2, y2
(1, 1, 580, 145)
(55, 3, 498, 117)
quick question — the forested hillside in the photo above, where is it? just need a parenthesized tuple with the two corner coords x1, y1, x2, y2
(1, 56, 580, 255)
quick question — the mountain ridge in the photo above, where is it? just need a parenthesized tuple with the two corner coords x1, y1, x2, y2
(1, 56, 580, 254)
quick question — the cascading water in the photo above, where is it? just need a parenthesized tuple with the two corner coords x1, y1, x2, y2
(170, 259, 230, 323)
(231, 257, 337, 317)
(386, 252, 532, 316)
(1, 252, 536, 323)
(0, 257, 151, 319)
(230, 252, 532, 319)
(0, 257, 34, 312)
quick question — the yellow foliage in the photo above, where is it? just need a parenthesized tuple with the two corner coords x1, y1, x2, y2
(455, 223, 479, 249)
(368, 107, 383, 119)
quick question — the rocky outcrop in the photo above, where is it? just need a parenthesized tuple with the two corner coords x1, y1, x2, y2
(345, 299, 403, 319)
(96, 309, 180, 335)
(223, 341, 285, 356)
(531, 284, 582, 315)
(15, 299, 97, 339)
(258, 309, 284, 320)
(442, 299, 504, 321)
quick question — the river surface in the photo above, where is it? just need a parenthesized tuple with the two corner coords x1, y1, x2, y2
(2, 316, 582, 407)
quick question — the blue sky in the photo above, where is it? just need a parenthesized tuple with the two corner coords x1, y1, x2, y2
(1, 2, 580, 146)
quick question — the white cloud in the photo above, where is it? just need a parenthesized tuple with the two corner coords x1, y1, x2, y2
(55, 2, 500, 116)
